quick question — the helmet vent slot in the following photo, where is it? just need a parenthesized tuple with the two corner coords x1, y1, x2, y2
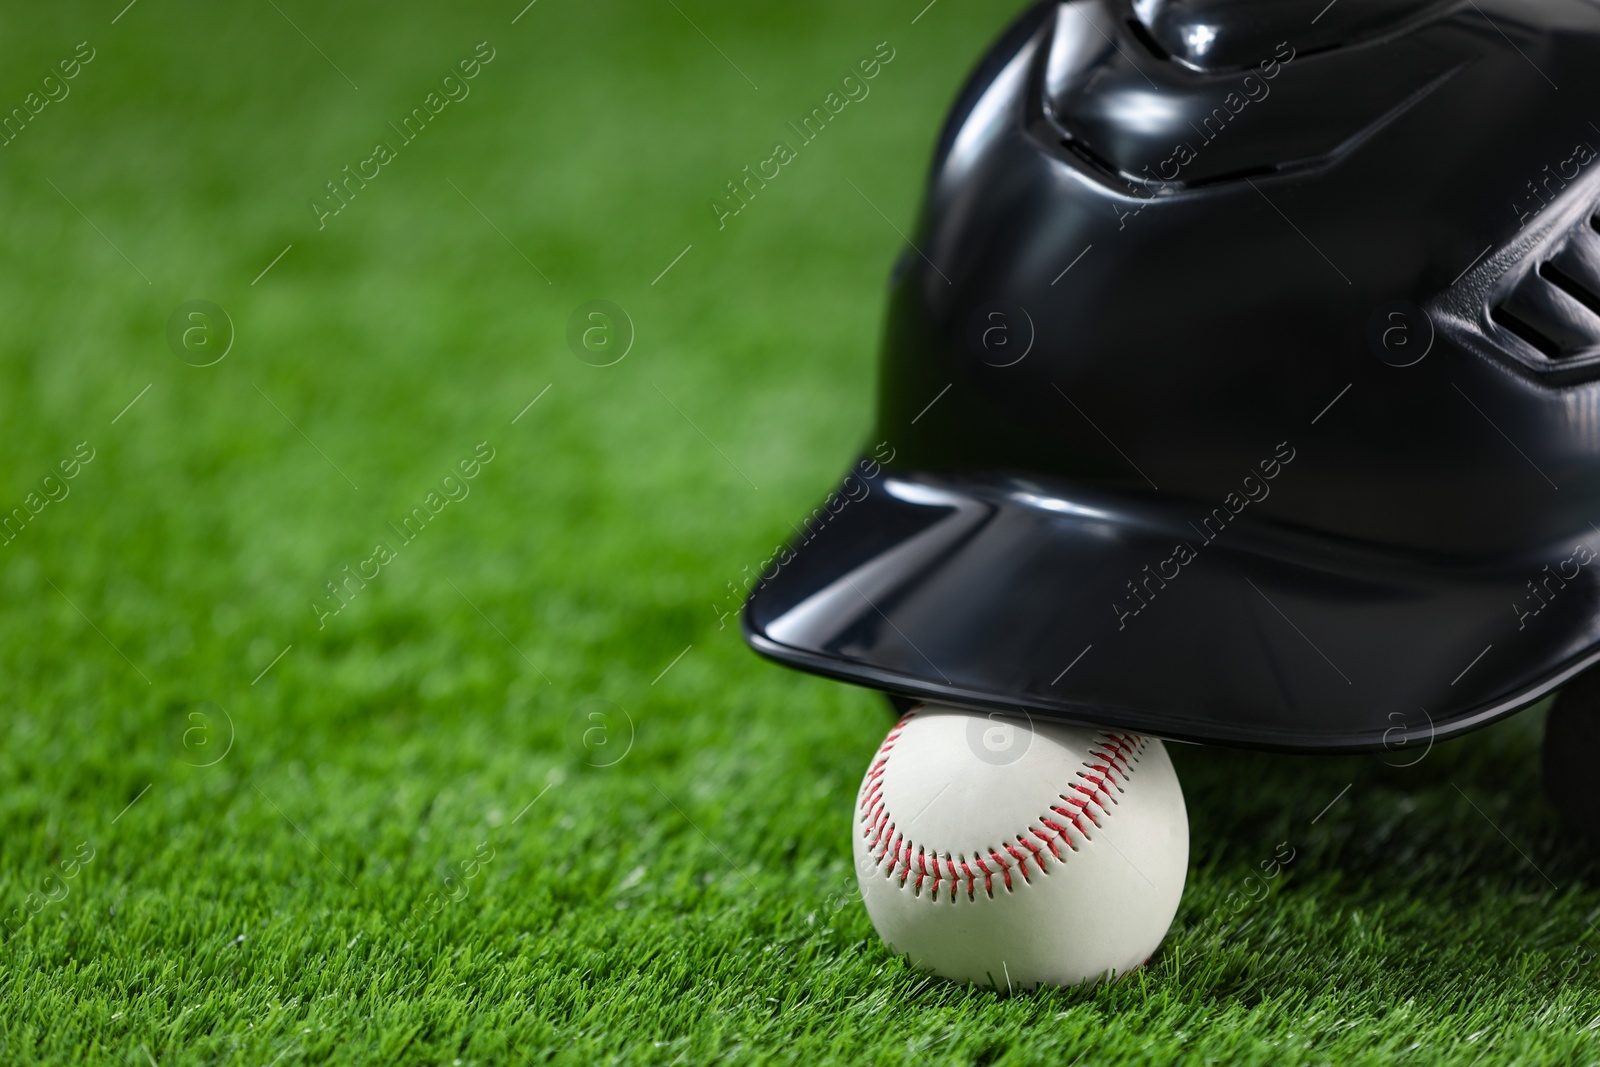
(1539, 261, 1600, 319)
(1490, 304, 1566, 361)
(1122, 16, 1170, 62)
(1127, 0, 1449, 72)
(1488, 211, 1600, 372)
(1490, 274, 1600, 364)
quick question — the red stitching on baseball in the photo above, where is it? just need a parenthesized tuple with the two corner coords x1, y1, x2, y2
(858, 711, 1150, 901)
(975, 854, 995, 897)
(1020, 832, 1049, 866)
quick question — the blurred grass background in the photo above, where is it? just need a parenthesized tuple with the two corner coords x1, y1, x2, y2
(0, 0, 1598, 1063)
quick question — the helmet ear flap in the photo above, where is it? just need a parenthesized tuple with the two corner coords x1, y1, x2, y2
(1542, 668, 1600, 852)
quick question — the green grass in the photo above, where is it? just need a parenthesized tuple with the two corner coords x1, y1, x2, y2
(1, 1, 1598, 1063)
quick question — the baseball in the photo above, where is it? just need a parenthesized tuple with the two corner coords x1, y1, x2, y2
(853, 704, 1188, 989)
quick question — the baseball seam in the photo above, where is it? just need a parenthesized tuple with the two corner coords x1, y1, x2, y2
(857, 711, 1149, 903)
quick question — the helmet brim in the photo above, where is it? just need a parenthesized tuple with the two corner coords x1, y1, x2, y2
(743, 460, 1596, 752)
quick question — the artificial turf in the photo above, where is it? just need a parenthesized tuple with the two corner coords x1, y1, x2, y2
(1, 0, 1598, 1063)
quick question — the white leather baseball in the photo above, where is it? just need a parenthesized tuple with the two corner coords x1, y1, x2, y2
(853, 704, 1188, 989)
